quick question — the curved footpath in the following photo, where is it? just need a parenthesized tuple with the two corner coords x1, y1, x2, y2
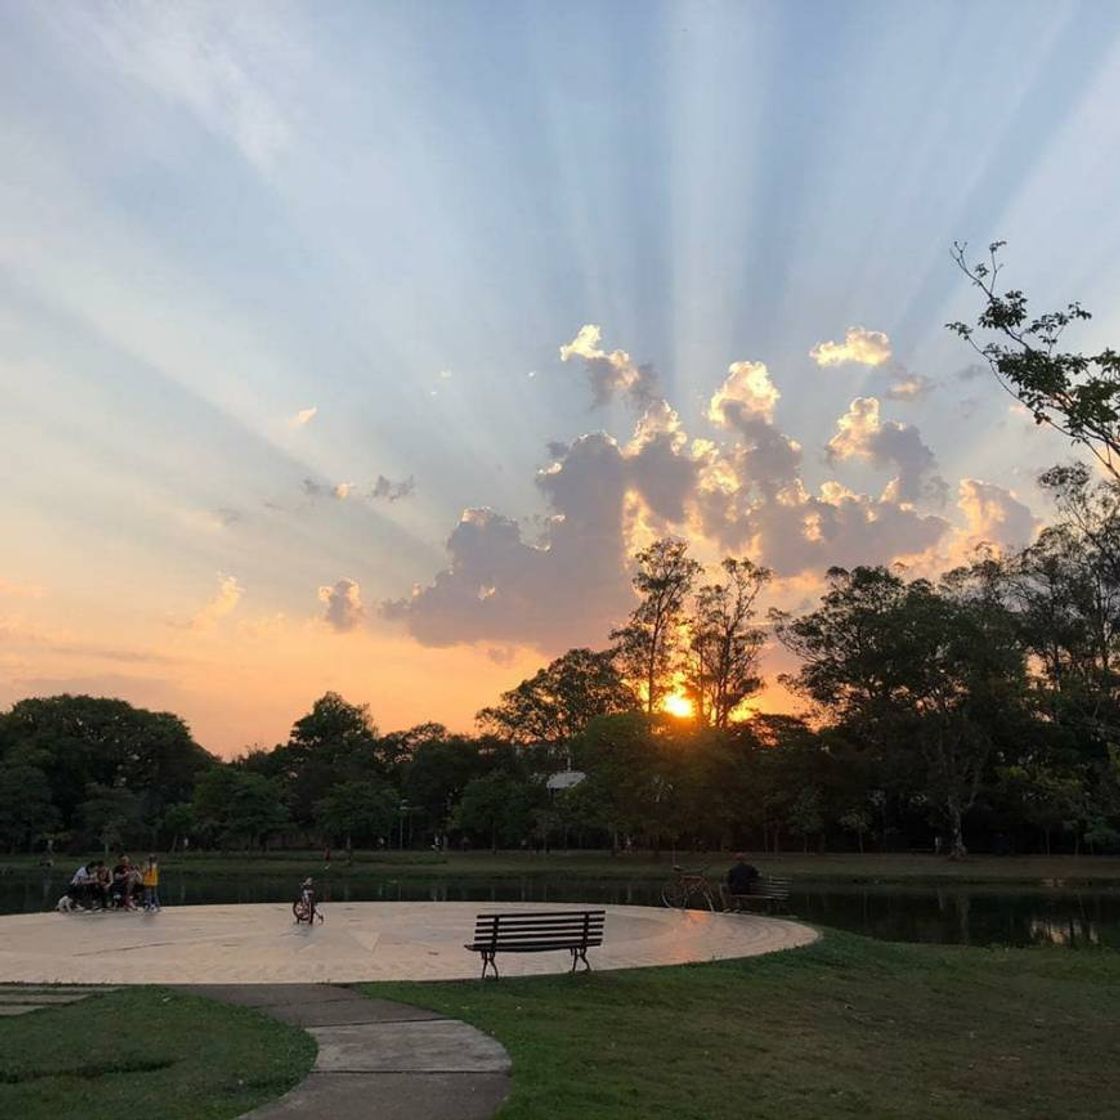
(187, 983, 510, 1120)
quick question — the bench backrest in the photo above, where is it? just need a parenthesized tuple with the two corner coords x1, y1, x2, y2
(471, 910, 606, 950)
(754, 876, 792, 899)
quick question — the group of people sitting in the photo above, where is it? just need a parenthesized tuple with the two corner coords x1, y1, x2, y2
(60, 854, 161, 913)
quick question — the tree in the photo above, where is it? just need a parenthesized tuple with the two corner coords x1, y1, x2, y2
(402, 736, 485, 841)
(452, 772, 538, 852)
(192, 768, 289, 849)
(950, 241, 1120, 481)
(314, 779, 398, 853)
(0, 694, 213, 832)
(81, 783, 142, 855)
(778, 565, 1029, 858)
(685, 558, 771, 728)
(476, 648, 637, 758)
(272, 692, 381, 826)
(611, 538, 702, 715)
(569, 712, 663, 850)
(0, 764, 58, 852)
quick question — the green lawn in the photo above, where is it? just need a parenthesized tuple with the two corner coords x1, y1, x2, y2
(0, 988, 315, 1120)
(363, 932, 1120, 1120)
(13, 849, 1120, 885)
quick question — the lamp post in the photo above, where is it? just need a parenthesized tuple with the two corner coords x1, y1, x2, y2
(398, 800, 411, 851)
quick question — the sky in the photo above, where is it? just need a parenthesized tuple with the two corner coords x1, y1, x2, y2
(3, 0, 1120, 755)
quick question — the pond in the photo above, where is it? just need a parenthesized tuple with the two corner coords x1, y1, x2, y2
(4, 870, 1118, 949)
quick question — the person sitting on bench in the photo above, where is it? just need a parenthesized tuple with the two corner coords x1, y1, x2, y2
(727, 854, 760, 897)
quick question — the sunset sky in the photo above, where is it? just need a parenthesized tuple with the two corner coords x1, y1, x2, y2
(3, 0, 1120, 755)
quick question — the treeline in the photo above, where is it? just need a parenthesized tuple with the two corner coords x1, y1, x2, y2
(2, 463, 1120, 858)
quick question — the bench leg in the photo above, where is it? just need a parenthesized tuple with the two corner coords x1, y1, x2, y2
(480, 949, 499, 980)
(569, 947, 591, 973)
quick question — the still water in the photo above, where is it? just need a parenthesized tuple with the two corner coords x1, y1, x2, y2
(4, 870, 1118, 949)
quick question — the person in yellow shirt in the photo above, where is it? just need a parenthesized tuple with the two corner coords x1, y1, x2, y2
(142, 855, 161, 913)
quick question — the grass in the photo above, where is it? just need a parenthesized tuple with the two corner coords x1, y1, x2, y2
(0, 987, 315, 1119)
(362, 931, 1120, 1119)
(13, 849, 1120, 885)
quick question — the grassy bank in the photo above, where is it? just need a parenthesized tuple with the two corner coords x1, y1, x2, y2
(364, 931, 1120, 1119)
(10, 850, 1120, 885)
(0, 988, 315, 1120)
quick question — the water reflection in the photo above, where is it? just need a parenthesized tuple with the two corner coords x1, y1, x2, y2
(7, 869, 1119, 949)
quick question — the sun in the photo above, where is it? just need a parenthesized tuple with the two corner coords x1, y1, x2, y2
(662, 693, 695, 719)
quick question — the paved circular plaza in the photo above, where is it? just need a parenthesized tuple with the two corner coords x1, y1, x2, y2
(0, 902, 817, 984)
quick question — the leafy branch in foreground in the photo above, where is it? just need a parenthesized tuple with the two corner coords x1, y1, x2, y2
(948, 240, 1120, 480)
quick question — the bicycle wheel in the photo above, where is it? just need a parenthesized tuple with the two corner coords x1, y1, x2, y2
(661, 880, 688, 908)
(292, 899, 308, 923)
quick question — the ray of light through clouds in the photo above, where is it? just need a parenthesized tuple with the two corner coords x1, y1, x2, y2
(2, 0, 1120, 752)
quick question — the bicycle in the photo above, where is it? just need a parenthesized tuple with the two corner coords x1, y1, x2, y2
(293, 878, 324, 925)
(660, 864, 717, 911)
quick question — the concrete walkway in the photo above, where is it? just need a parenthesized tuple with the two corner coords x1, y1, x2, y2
(187, 983, 510, 1120)
(0, 983, 117, 1016)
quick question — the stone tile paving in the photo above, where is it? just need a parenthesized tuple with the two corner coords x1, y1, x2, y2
(0, 902, 818, 985)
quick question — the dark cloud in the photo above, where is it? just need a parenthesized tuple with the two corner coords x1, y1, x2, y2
(318, 579, 365, 632)
(827, 397, 947, 505)
(371, 475, 416, 502)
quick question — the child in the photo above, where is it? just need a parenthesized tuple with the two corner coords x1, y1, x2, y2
(142, 854, 160, 912)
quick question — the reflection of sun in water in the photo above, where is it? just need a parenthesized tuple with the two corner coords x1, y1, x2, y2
(663, 693, 694, 718)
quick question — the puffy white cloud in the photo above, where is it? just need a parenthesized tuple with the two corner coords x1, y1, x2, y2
(707, 361, 780, 426)
(957, 479, 1039, 549)
(559, 324, 657, 406)
(318, 579, 365, 632)
(810, 327, 892, 367)
(387, 334, 964, 650)
(190, 574, 243, 630)
(827, 397, 946, 504)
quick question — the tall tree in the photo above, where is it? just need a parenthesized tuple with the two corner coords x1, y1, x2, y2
(950, 241, 1120, 481)
(685, 558, 771, 728)
(611, 538, 702, 715)
(777, 565, 1028, 857)
(476, 648, 637, 756)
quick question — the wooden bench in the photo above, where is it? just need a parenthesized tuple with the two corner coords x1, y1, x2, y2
(721, 876, 792, 914)
(465, 909, 606, 979)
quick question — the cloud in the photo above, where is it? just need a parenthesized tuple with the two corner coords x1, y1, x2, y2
(957, 479, 1039, 550)
(559, 324, 657, 406)
(190, 574, 243, 630)
(388, 333, 962, 650)
(371, 475, 416, 502)
(289, 406, 317, 427)
(303, 475, 416, 504)
(707, 361, 780, 426)
(384, 433, 635, 651)
(885, 373, 935, 401)
(318, 579, 365, 632)
(827, 397, 947, 504)
(956, 363, 988, 382)
(810, 327, 892, 367)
